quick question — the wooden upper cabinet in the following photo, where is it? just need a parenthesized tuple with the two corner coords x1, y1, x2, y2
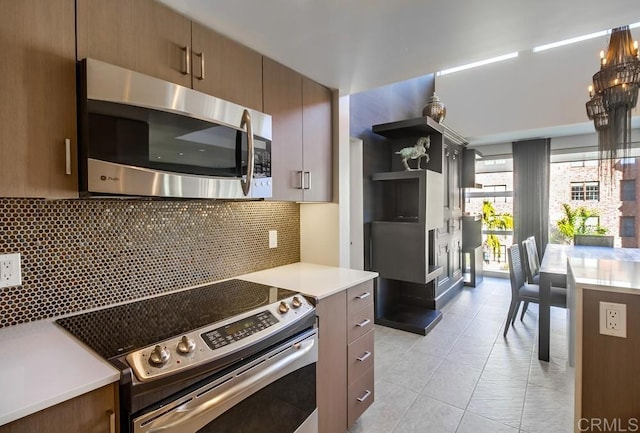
(78, 0, 263, 110)
(0, 0, 78, 198)
(264, 58, 333, 202)
(302, 77, 333, 202)
(263, 57, 304, 202)
(77, 0, 192, 88)
(191, 23, 263, 111)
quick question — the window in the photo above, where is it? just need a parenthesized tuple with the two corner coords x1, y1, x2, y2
(571, 181, 599, 201)
(483, 184, 508, 203)
(621, 180, 636, 201)
(620, 216, 635, 237)
(570, 160, 598, 168)
(584, 216, 600, 230)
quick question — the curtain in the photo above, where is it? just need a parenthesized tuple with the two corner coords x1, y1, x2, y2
(512, 138, 550, 257)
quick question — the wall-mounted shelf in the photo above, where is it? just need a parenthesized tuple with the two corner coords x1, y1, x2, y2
(372, 116, 444, 138)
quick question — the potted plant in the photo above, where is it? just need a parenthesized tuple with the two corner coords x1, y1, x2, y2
(554, 203, 612, 246)
(482, 201, 513, 263)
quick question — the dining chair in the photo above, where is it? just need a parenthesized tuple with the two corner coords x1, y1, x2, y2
(519, 237, 540, 320)
(504, 244, 567, 337)
(522, 237, 540, 284)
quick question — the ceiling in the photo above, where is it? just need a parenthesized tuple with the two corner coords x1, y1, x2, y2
(158, 0, 640, 146)
(158, 0, 640, 95)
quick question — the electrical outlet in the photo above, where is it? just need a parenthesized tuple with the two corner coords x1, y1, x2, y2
(599, 301, 627, 338)
(607, 308, 620, 330)
(269, 230, 278, 249)
(0, 253, 22, 289)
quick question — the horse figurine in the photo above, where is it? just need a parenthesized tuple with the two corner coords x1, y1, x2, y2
(396, 136, 430, 171)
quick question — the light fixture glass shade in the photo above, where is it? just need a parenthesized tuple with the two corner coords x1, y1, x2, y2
(586, 26, 640, 169)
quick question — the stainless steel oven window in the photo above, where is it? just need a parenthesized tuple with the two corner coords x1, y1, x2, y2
(133, 331, 317, 433)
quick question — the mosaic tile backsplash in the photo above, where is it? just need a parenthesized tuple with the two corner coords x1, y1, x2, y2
(0, 198, 300, 327)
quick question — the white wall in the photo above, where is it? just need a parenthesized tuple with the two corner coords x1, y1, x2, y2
(300, 92, 352, 267)
(437, 35, 640, 145)
(349, 137, 364, 270)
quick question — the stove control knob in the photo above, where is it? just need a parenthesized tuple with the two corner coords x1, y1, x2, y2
(177, 336, 196, 354)
(278, 301, 290, 314)
(149, 345, 170, 366)
(291, 296, 302, 309)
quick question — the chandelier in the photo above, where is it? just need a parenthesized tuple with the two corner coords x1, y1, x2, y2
(586, 26, 640, 167)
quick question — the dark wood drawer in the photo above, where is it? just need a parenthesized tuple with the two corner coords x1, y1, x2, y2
(347, 330, 374, 386)
(347, 368, 374, 427)
(347, 281, 374, 316)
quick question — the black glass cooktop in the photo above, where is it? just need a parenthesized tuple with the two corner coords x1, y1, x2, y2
(56, 279, 297, 359)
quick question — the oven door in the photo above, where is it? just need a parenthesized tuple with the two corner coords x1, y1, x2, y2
(132, 330, 317, 433)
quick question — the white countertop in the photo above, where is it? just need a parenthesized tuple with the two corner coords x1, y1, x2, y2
(239, 262, 378, 299)
(0, 262, 377, 426)
(569, 257, 640, 294)
(0, 319, 120, 426)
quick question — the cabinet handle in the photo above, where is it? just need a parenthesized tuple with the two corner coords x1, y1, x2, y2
(107, 410, 115, 433)
(356, 292, 371, 300)
(303, 171, 311, 189)
(356, 318, 371, 328)
(194, 51, 205, 80)
(356, 389, 372, 402)
(65, 138, 71, 175)
(357, 351, 371, 362)
(182, 46, 191, 75)
(297, 171, 304, 189)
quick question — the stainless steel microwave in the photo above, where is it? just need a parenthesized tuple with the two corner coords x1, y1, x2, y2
(77, 58, 272, 199)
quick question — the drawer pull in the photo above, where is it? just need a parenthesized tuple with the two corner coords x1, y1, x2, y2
(356, 318, 371, 328)
(107, 409, 115, 433)
(355, 292, 371, 300)
(356, 389, 372, 402)
(357, 351, 371, 362)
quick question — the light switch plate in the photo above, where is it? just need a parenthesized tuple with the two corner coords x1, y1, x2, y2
(269, 230, 278, 249)
(0, 253, 22, 288)
(599, 301, 627, 338)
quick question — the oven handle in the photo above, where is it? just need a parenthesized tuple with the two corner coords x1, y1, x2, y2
(142, 336, 316, 433)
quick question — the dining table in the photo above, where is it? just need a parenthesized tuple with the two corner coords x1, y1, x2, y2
(538, 243, 640, 362)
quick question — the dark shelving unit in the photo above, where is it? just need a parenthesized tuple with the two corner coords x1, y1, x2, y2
(370, 117, 448, 335)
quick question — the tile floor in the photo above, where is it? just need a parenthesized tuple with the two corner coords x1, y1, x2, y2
(349, 276, 574, 433)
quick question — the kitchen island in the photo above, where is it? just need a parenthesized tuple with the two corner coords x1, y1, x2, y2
(569, 256, 640, 433)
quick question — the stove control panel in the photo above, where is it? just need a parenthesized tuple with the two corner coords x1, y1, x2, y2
(201, 311, 279, 350)
(125, 293, 314, 382)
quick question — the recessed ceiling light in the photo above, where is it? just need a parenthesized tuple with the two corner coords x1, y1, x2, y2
(436, 52, 519, 76)
(533, 21, 640, 53)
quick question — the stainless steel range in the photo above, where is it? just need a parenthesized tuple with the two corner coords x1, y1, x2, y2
(56, 279, 317, 433)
